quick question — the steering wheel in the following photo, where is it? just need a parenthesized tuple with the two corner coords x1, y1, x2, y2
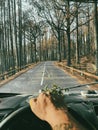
(1, 105, 52, 130)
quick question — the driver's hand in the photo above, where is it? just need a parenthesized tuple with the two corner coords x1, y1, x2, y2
(29, 92, 52, 120)
(29, 92, 70, 128)
(29, 92, 86, 130)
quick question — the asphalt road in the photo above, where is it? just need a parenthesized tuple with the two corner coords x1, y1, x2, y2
(0, 61, 87, 94)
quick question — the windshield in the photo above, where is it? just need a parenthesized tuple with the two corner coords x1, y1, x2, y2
(0, 1, 98, 130)
(0, 0, 98, 94)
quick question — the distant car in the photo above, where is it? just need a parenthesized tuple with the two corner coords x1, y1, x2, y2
(0, 83, 98, 130)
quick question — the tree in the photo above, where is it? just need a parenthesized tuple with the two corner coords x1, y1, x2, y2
(8, 0, 15, 72)
(94, 0, 98, 76)
(18, 0, 23, 70)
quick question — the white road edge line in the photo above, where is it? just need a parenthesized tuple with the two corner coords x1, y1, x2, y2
(40, 62, 46, 86)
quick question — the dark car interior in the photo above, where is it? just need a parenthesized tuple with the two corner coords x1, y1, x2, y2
(1, 106, 52, 130)
(0, 95, 98, 130)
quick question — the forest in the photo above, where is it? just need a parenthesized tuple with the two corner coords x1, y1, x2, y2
(0, 0, 98, 80)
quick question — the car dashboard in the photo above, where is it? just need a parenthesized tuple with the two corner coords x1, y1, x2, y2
(0, 90, 98, 130)
(0, 94, 52, 130)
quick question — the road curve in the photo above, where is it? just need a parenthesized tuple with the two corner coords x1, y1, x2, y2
(0, 61, 80, 94)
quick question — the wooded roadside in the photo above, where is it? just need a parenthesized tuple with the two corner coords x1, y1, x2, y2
(55, 61, 98, 90)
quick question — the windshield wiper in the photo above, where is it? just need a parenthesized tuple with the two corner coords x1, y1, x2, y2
(61, 82, 98, 91)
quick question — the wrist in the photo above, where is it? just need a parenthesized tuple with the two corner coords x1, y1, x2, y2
(45, 108, 70, 129)
(53, 123, 73, 130)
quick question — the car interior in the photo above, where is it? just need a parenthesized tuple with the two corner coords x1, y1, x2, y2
(1, 106, 52, 130)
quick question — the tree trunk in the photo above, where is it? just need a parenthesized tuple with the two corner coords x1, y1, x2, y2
(94, 0, 98, 76)
(14, 0, 19, 69)
(66, 1, 71, 66)
(8, 0, 15, 74)
(76, 3, 80, 64)
(18, 0, 23, 70)
(58, 30, 61, 62)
